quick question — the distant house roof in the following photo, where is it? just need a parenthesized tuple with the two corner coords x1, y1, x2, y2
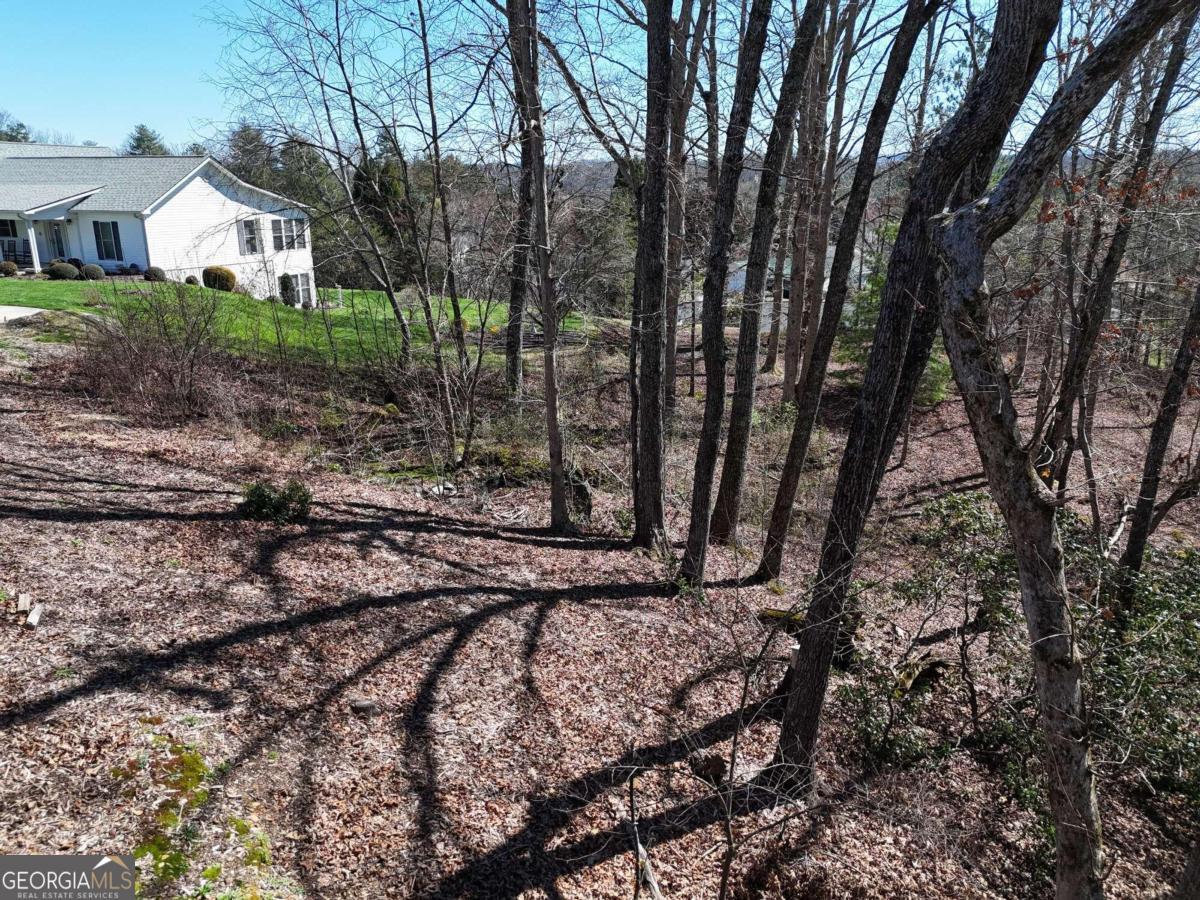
(0, 141, 116, 159)
(0, 156, 205, 213)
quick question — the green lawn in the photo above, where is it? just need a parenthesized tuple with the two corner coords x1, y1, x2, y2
(0, 278, 584, 366)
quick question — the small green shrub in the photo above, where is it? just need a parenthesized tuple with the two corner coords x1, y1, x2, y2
(144, 266, 167, 282)
(202, 266, 237, 292)
(128, 263, 141, 275)
(0, 261, 17, 277)
(279, 273, 296, 307)
(45, 262, 80, 280)
(81, 264, 105, 281)
(240, 478, 311, 524)
(185, 275, 199, 286)
(67, 257, 85, 270)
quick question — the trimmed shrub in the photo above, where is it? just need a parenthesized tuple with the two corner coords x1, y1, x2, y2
(240, 478, 311, 524)
(279, 273, 296, 307)
(128, 263, 141, 275)
(67, 257, 85, 270)
(81, 264, 105, 281)
(45, 262, 81, 280)
(185, 275, 199, 286)
(202, 265, 237, 292)
(116, 265, 131, 276)
(0, 261, 17, 277)
(144, 266, 167, 282)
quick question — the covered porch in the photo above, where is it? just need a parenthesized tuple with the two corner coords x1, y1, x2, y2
(0, 185, 101, 272)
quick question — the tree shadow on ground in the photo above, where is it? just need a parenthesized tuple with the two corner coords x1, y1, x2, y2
(0, 449, 789, 898)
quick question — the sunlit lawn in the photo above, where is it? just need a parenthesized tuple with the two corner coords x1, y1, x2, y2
(0, 278, 586, 366)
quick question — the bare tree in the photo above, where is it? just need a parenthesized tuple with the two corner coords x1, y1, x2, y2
(508, 0, 572, 530)
(755, 0, 942, 580)
(933, 3, 1198, 894)
(677, 0, 817, 583)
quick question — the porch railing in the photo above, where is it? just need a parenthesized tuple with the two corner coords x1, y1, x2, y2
(0, 241, 34, 267)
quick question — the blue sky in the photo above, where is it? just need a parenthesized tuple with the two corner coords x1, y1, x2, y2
(2, 1, 236, 150)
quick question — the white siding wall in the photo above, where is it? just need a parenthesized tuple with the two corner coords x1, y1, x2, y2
(143, 167, 314, 299)
(70, 212, 150, 270)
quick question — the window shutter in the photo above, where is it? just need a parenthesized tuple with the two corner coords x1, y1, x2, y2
(272, 220, 284, 251)
(93, 221, 103, 257)
(111, 222, 123, 261)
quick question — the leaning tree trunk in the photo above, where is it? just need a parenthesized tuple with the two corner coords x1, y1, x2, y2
(631, 0, 674, 550)
(707, 3, 826, 547)
(1117, 281, 1200, 609)
(774, 0, 1064, 778)
(930, 3, 1194, 893)
(754, 0, 939, 581)
(676, 0, 782, 581)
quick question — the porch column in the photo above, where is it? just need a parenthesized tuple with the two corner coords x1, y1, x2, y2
(22, 218, 40, 272)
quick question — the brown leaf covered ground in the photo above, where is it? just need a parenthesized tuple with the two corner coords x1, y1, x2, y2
(0, 327, 1194, 899)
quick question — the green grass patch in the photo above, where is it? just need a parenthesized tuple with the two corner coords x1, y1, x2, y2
(0, 278, 587, 367)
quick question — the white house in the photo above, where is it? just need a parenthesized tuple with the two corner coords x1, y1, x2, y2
(0, 142, 315, 302)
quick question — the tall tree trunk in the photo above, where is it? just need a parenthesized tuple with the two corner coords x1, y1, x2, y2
(780, 66, 819, 407)
(1117, 281, 1200, 607)
(754, 0, 937, 581)
(507, 0, 570, 529)
(774, 0, 1063, 772)
(665, 0, 711, 420)
(505, 105, 534, 397)
(707, 2, 828, 546)
(632, 0, 675, 550)
(930, 4, 1193, 893)
(678, 0, 824, 583)
(762, 143, 798, 374)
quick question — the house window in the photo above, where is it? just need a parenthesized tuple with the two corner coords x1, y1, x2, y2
(0, 220, 17, 238)
(282, 273, 313, 306)
(272, 218, 307, 251)
(239, 219, 260, 255)
(93, 220, 123, 261)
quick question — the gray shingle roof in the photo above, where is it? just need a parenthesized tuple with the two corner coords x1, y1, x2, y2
(0, 156, 205, 213)
(0, 141, 116, 158)
(0, 183, 104, 214)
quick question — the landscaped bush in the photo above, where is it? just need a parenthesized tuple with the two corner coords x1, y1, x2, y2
(81, 264, 105, 281)
(185, 275, 199, 286)
(67, 257, 85, 270)
(202, 266, 237, 292)
(239, 478, 311, 524)
(0, 261, 17, 277)
(128, 263, 141, 275)
(144, 266, 167, 282)
(279, 273, 297, 307)
(45, 262, 81, 280)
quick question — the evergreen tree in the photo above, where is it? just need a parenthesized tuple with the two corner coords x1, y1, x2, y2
(223, 124, 279, 190)
(0, 110, 30, 142)
(123, 124, 169, 156)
